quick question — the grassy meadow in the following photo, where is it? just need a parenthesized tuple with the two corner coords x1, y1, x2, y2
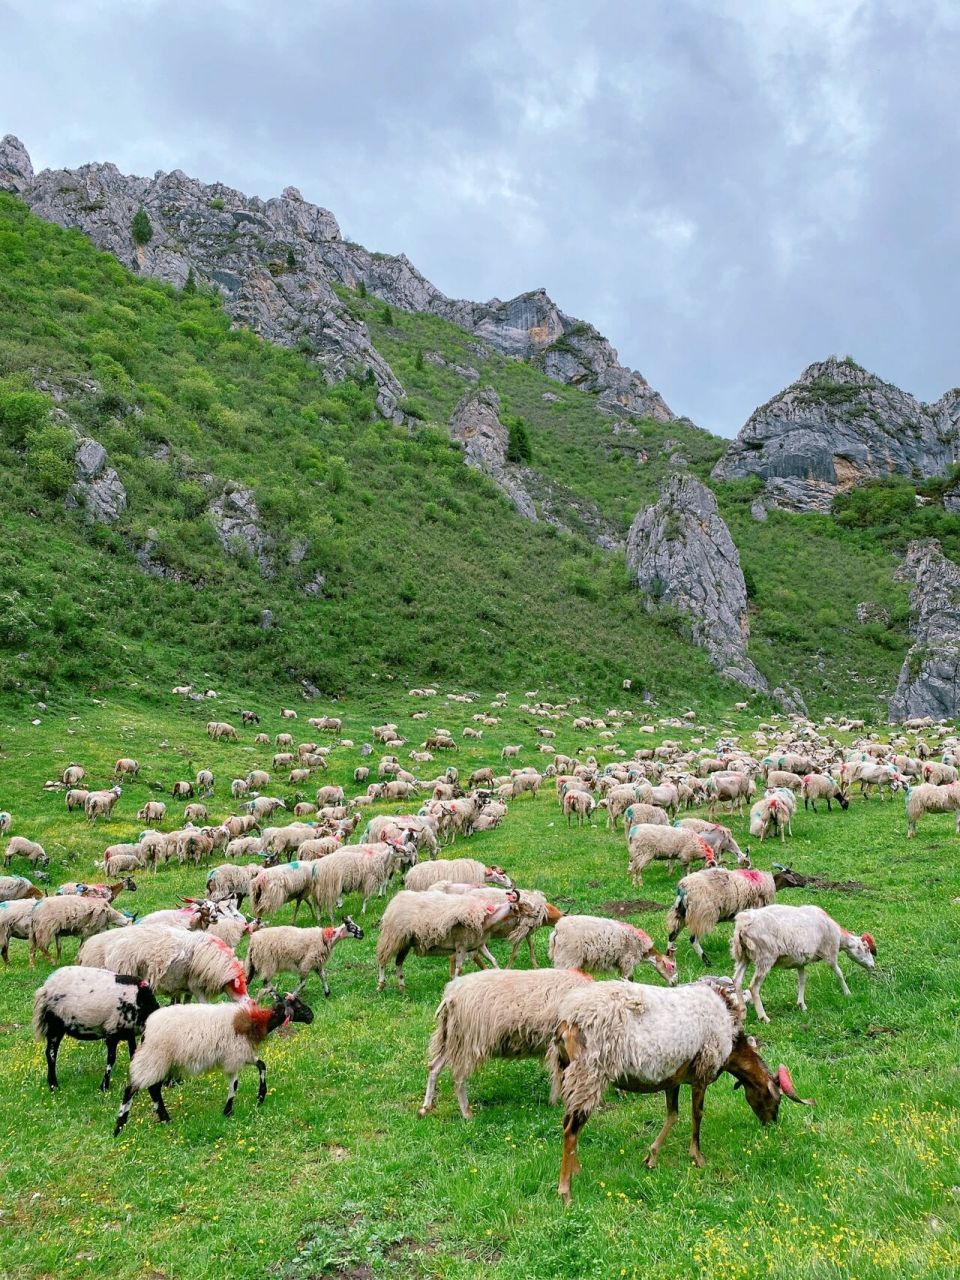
(1, 687, 959, 1280)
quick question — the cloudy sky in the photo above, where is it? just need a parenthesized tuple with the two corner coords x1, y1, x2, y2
(2, 0, 958, 434)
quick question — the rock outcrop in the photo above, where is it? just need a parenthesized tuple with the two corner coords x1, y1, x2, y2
(0, 136, 673, 426)
(65, 435, 127, 524)
(889, 540, 960, 721)
(448, 387, 537, 521)
(208, 485, 272, 575)
(626, 475, 767, 693)
(713, 357, 959, 511)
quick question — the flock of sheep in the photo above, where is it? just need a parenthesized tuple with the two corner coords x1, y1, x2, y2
(3, 689, 952, 1199)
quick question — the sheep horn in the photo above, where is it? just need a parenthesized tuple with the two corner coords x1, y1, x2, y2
(777, 1064, 814, 1105)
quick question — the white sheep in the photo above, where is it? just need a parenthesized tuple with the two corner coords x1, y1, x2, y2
(427, 883, 562, 967)
(749, 794, 792, 842)
(0, 897, 38, 962)
(548, 915, 677, 983)
(85, 786, 122, 824)
(245, 917, 364, 997)
(137, 800, 167, 824)
(62, 765, 85, 787)
(404, 859, 511, 892)
(731, 904, 877, 1022)
(33, 966, 160, 1090)
(80, 925, 249, 1002)
(548, 977, 813, 1200)
(0, 874, 44, 903)
(206, 862, 264, 907)
(905, 782, 960, 837)
(29, 897, 131, 966)
(65, 789, 89, 812)
(375, 889, 530, 991)
(801, 774, 849, 813)
(626, 824, 733, 884)
(310, 841, 417, 922)
(3, 836, 49, 869)
(418, 967, 597, 1118)
(113, 993, 313, 1134)
(250, 861, 320, 921)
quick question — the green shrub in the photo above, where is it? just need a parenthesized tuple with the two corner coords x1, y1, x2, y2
(506, 416, 532, 464)
(209, 197, 225, 211)
(0, 384, 50, 442)
(131, 207, 153, 246)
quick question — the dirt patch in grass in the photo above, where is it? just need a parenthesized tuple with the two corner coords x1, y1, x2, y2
(804, 876, 870, 893)
(598, 898, 668, 915)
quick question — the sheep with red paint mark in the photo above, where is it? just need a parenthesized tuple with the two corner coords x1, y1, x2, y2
(549, 915, 677, 984)
(79, 926, 249, 1002)
(245, 917, 364, 997)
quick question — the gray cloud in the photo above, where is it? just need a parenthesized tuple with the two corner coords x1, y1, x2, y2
(2, 0, 958, 434)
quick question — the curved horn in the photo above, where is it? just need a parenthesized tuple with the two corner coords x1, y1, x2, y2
(777, 1064, 814, 1105)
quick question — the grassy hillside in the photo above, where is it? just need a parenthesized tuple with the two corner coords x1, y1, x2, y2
(0, 194, 736, 711)
(1, 689, 959, 1280)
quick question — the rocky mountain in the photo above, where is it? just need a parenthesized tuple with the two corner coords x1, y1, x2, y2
(888, 539, 960, 721)
(625, 474, 769, 695)
(0, 135, 673, 427)
(712, 357, 960, 512)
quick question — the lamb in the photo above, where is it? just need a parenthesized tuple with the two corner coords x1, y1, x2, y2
(33, 966, 160, 1090)
(172, 780, 194, 800)
(731, 904, 877, 1022)
(0, 897, 38, 961)
(114, 758, 140, 778)
(85, 786, 123, 823)
(363, 814, 439, 858)
(245, 917, 364, 997)
(4, 836, 49, 869)
(65, 788, 90, 812)
(0, 874, 44, 902)
(250, 861, 320, 921)
(102, 843, 146, 875)
(749, 794, 792, 842)
(404, 859, 511, 891)
(765, 770, 804, 793)
(62, 765, 86, 787)
(29, 897, 132, 966)
(376, 889, 530, 991)
(295, 834, 344, 861)
(801, 774, 849, 813)
(905, 781, 960, 837)
(626, 824, 737, 884)
(563, 789, 596, 826)
(81, 925, 249, 1002)
(606, 782, 653, 829)
(310, 840, 417, 922)
(548, 915, 677, 983)
(417, 968, 597, 1118)
(666, 865, 807, 962)
(549, 976, 813, 1199)
(471, 801, 507, 834)
(113, 992, 313, 1134)
(622, 802, 669, 829)
(137, 800, 167, 824)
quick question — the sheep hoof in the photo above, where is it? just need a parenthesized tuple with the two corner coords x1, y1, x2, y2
(690, 1149, 706, 1168)
(644, 1152, 659, 1169)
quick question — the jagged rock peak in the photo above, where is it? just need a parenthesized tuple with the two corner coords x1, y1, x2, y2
(448, 386, 537, 521)
(0, 134, 33, 193)
(712, 356, 959, 511)
(625, 474, 767, 694)
(889, 539, 960, 721)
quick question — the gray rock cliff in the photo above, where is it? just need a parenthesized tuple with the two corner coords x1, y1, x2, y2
(889, 539, 960, 721)
(448, 387, 537, 521)
(626, 474, 767, 693)
(712, 357, 959, 511)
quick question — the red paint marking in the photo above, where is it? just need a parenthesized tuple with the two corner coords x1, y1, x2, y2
(322, 928, 335, 941)
(572, 969, 596, 982)
(735, 869, 764, 884)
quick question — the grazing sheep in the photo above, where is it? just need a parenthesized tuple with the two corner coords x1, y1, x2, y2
(666, 866, 807, 962)
(231, 778, 249, 800)
(196, 770, 215, 791)
(207, 721, 239, 740)
(501, 745, 521, 759)
(428, 884, 562, 967)
(0, 897, 38, 961)
(801, 774, 849, 813)
(114, 759, 140, 779)
(548, 915, 677, 984)
(137, 800, 167, 824)
(563, 789, 596, 826)
(606, 783, 653, 829)
(102, 843, 146, 875)
(56, 877, 137, 902)
(247, 795, 286, 821)
(240, 710, 260, 725)
(376, 889, 530, 991)
(363, 815, 440, 859)
(62, 765, 86, 787)
(85, 786, 122, 824)
(851, 761, 904, 800)
(245, 917, 364, 997)
(250, 861, 320, 921)
(418, 968, 597, 1118)
(622, 802, 669, 829)
(627, 824, 736, 885)
(65, 789, 90, 812)
(172, 780, 194, 800)
(765, 770, 804, 793)
(247, 769, 271, 789)
(33, 966, 160, 1090)
(706, 771, 755, 818)
(732, 904, 877, 1022)
(648, 783, 680, 817)
(82, 926, 249, 1002)
(905, 782, 960, 837)
(0, 811, 10, 835)
(261, 822, 319, 856)
(4, 836, 49, 869)
(404, 859, 511, 892)
(549, 977, 813, 1199)
(113, 992, 313, 1134)
(223, 814, 259, 838)
(206, 863, 264, 908)
(921, 761, 959, 786)
(509, 772, 542, 800)
(29, 897, 131, 966)
(184, 803, 209, 824)
(749, 794, 792, 842)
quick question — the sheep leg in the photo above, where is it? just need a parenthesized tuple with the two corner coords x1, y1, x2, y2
(732, 956, 748, 993)
(223, 1073, 240, 1116)
(115, 1085, 138, 1134)
(558, 1110, 588, 1201)
(394, 945, 410, 992)
(45, 1030, 63, 1089)
(796, 967, 808, 1013)
(477, 945, 499, 969)
(749, 966, 771, 1023)
(101, 1035, 122, 1091)
(527, 935, 538, 968)
(688, 1083, 707, 1167)
(256, 1059, 268, 1105)
(831, 960, 851, 997)
(690, 935, 708, 964)
(418, 1051, 447, 1117)
(646, 1085, 680, 1168)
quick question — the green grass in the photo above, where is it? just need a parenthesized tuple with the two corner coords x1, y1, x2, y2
(1, 688, 959, 1279)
